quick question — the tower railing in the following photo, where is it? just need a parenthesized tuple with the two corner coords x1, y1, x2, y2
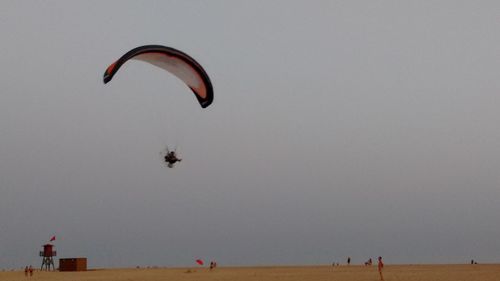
(39, 251, 56, 257)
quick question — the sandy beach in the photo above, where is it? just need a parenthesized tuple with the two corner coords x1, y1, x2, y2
(1, 264, 499, 281)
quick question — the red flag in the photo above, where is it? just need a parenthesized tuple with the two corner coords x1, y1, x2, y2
(49, 236, 56, 242)
(196, 259, 204, 266)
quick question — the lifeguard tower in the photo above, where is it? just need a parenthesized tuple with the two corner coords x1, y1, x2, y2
(40, 244, 56, 271)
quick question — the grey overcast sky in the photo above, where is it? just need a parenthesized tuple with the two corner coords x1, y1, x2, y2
(1, 0, 499, 269)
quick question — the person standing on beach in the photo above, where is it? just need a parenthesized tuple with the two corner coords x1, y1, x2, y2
(377, 257, 384, 281)
(24, 266, 28, 277)
(347, 257, 351, 265)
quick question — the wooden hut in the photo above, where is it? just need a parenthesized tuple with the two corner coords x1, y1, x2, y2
(59, 258, 87, 271)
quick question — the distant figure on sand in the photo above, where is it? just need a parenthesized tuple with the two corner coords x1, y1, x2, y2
(347, 257, 351, 265)
(29, 265, 33, 277)
(209, 261, 218, 270)
(377, 257, 384, 281)
(24, 266, 28, 277)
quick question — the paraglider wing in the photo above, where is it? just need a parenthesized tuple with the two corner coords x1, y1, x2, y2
(103, 45, 213, 108)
